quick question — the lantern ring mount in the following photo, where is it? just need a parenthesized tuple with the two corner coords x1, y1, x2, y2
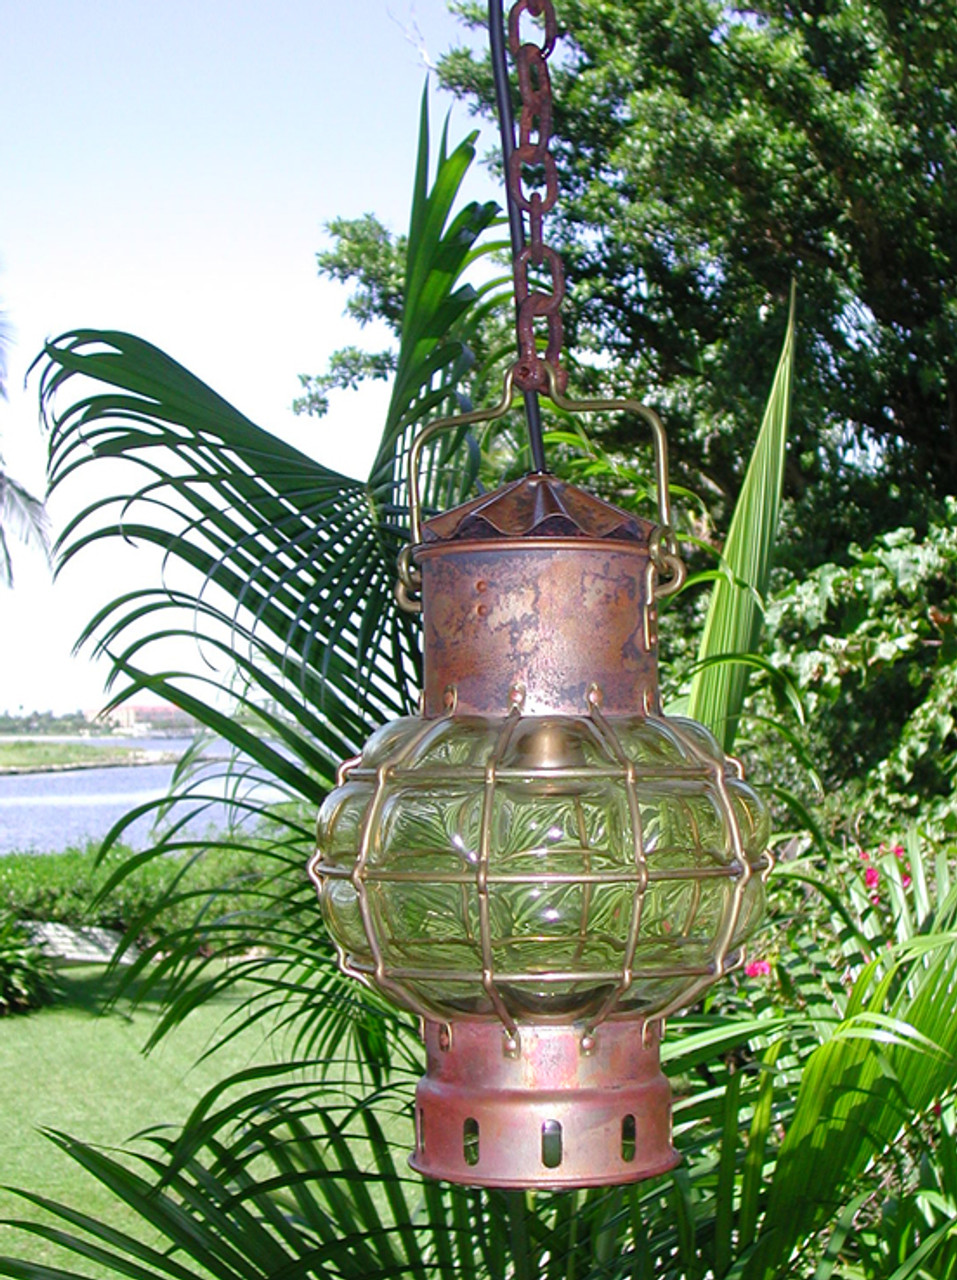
(397, 362, 687, 608)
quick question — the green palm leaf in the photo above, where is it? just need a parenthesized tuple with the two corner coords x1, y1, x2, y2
(687, 286, 796, 751)
(40, 328, 399, 786)
(744, 931, 957, 1280)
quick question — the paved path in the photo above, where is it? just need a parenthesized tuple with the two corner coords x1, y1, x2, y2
(24, 921, 138, 965)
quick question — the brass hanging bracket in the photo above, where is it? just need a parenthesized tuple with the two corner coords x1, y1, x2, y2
(395, 364, 686, 612)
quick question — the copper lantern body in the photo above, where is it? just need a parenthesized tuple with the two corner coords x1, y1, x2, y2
(308, 410, 771, 1189)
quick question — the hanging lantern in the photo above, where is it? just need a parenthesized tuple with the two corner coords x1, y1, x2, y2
(307, 373, 771, 1188)
(307, 0, 771, 1189)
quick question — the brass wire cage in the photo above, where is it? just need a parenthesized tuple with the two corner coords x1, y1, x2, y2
(311, 691, 770, 1047)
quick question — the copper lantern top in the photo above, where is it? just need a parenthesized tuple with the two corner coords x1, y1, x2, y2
(419, 473, 653, 545)
(413, 474, 662, 719)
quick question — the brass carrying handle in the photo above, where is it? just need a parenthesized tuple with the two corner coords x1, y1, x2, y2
(397, 363, 686, 610)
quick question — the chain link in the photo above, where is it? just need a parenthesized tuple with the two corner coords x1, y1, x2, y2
(507, 0, 568, 394)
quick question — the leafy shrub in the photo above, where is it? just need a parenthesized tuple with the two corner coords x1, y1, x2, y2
(751, 499, 957, 842)
(0, 911, 56, 1014)
(0, 840, 269, 945)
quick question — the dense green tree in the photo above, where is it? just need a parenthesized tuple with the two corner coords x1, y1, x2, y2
(294, 206, 512, 429)
(292, 214, 404, 418)
(753, 497, 957, 840)
(440, 0, 957, 559)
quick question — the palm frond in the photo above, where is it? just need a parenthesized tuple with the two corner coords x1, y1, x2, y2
(747, 931, 957, 1279)
(687, 285, 796, 750)
(0, 469, 50, 587)
(38, 329, 390, 782)
(36, 91, 500, 792)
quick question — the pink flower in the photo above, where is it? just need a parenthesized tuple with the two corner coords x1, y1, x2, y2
(865, 866, 880, 889)
(903, 874, 912, 888)
(859, 849, 871, 862)
(745, 959, 772, 978)
(871, 894, 881, 906)
(893, 844, 905, 859)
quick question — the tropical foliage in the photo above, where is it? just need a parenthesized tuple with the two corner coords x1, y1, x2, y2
(34, 93, 497, 795)
(755, 501, 957, 845)
(687, 285, 795, 752)
(0, 912, 56, 1016)
(2, 71, 957, 1280)
(0, 306, 50, 587)
(19, 92, 503, 1076)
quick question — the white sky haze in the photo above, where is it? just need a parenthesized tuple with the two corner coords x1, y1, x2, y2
(0, 0, 495, 714)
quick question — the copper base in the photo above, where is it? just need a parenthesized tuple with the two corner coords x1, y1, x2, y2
(409, 1019, 679, 1189)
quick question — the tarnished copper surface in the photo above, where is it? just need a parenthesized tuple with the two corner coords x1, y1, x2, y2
(410, 1019, 678, 1188)
(421, 473, 653, 545)
(415, 539, 658, 716)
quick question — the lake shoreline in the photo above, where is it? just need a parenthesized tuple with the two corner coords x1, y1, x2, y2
(0, 736, 270, 855)
(0, 750, 183, 777)
(0, 733, 197, 778)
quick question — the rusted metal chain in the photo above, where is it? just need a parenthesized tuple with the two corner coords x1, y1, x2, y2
(488, 0, 547, 470)
(506, 0, 567, 396)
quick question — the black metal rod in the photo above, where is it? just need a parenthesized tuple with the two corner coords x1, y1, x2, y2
(489, 0, 548, 473)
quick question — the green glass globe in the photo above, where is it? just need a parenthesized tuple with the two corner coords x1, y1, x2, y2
(311, 709, 770, 1026)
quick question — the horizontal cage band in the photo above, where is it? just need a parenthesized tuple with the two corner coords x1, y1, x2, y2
(342, 764, 722, 783)
(353, 931, 706, 951)
(318, 863, 750, 884)
(342, 960, 726, 983)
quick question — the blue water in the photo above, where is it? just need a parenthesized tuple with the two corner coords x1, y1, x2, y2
(0, 737, 286, 854)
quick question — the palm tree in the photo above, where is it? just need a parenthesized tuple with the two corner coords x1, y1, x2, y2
(2, 92, 957, 1280)
(0, 305, 50, 586)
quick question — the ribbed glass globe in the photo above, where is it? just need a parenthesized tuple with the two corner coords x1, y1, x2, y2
(313, 710, 769, 1025)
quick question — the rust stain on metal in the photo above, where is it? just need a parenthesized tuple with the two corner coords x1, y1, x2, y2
(506, 0, 567, 392)
(417, 541, 658, 717)
(416, 475, 658, 717)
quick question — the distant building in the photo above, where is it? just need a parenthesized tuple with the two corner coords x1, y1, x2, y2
(88, 703, 198, 735)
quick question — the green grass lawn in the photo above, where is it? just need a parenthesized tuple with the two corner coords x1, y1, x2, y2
(0, 740, 176, 771)
(0, 964, 278, 1276)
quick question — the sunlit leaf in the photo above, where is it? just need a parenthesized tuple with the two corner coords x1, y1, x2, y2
(687, 285, 796, 750)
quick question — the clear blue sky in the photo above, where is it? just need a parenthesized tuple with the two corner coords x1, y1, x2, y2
(0, 0, 497, 714)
